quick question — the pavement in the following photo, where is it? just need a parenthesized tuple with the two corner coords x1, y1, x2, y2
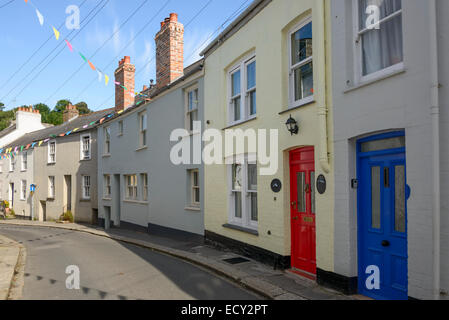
(0, 234, 23, 300)
(0, 219, 354, 300)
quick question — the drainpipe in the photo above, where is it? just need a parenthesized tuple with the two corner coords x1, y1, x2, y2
(429, 0, 440, 300)
(318, 0, 330, 174)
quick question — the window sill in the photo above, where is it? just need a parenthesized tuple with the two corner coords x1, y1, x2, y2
(123, 199, 148, 205)
(79, 198, 91, 202)
(222, 117, 257, 130)
(279, 99, 315, 115)
(344, 67, 406, 94)
(47, 162, 56, 166)
(185, 206, 201, 212)
(47, 197, 55, 201)
(103, 197, 112, 201)
(223, 223, 258, 236)
(103, 154, 111, 158)
(136, 146, 148, 152)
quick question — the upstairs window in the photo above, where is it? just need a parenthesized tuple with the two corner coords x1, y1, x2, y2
(104, 127, 111, 155)
(81, 134, 91, 160)
(139, 112, 147, 148)
(356, 0, 403, 79)
(118, 121, 124, 136)
(289, 18, 313, 108)
(10, 157, 15, 172)
(186, 87, 199, 131)
(21, 152, 27, 171)
(48, 141, 56, 164)
(228, 55, 256, 125)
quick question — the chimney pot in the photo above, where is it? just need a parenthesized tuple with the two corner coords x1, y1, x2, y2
(169, 13, 178, 22)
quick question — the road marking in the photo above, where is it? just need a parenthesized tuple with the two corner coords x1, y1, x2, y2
(35, 244, 61, 251)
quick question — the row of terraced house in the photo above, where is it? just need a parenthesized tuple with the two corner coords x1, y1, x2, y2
(1, 0, 448, 300)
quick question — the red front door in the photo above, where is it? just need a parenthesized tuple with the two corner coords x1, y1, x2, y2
(290, 147, 316, 275)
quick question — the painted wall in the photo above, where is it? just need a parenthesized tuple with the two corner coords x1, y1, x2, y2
(203, 0, 335, 271)
(97, 72, 205, 235)
(33, 130, 99, 223)
(0, 111, 47, 148)
(331, 0, 448, 299)
(0, 150, 35, 219)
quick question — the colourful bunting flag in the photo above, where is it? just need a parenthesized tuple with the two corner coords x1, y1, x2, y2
(36, 9, 44, 26)
(99, 118, 105, 124)
(52, 27, 60, 40)
(79, 53, 87, 62)
(97, 70, 103, 82)
(105, 75, 109, 86)
(88, 61, 96, 71)
(83, 125, 88, 129)
(73, 128, 79, 133)
(38, 141, 43, 147)
(115, 81, 120, 85)
(65, 40, 73, 52)
(31, 143, 36, 148)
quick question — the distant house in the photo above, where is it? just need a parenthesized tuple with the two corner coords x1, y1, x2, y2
(0, 107, 50, 148)
(97, 13, 205, 237)
(0, 105, 111, 223)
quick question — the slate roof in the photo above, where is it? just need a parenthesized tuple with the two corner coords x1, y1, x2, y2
(0, 124, 17, 139)
(2, 108, 113, 150)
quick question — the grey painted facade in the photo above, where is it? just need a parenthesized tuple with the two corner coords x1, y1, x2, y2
(331, 0, 448, 299)
(97, 67, 205, 235)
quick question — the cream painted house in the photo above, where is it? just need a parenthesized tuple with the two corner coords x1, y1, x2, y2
(201, 0, 335, 284)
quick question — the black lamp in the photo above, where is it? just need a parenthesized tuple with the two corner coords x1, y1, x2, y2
(285, 115, 299, 135)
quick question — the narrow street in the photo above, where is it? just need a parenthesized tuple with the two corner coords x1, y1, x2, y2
(0, 225, 261, 300)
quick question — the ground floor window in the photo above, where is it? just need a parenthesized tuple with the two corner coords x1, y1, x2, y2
(228, 156, 258, 230)
(21, 180, 27, 200)
(48, 176, 55, 198)
(82, 176, 91, 200)
(141, 173, 148, 201)
(104, 175, 111, 198)
(125, 175, 138, 200)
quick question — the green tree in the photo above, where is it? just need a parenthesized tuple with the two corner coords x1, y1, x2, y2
(75, 102, 91, 115)
(54, 99, 72, 113)
(46, 111, 63, 126)
(0, 102, 4, 111)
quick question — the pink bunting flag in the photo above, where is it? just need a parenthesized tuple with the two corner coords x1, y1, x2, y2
(65, 40, 73, 52)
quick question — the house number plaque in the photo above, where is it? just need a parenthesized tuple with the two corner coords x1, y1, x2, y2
(317, 175, 326, 194)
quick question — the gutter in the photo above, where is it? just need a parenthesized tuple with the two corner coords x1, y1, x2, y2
(429, 0, 440, 300)
(318, 0, 330, 173)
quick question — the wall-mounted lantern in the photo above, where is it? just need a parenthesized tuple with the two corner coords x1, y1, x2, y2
(285, 115, 299, 136)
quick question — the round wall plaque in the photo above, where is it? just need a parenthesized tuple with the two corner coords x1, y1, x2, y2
(317, 175, 326, 194)
(271, 179, 282, 193)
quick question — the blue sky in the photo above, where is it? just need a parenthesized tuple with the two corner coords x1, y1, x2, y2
(0, 0, 253, 111)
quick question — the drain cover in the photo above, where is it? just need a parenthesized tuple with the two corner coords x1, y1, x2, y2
(223, 257, 250, 265)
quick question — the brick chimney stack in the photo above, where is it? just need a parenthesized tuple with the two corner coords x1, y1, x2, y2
(114, 56, 135, 112)
(63, 104, 79, 123)
(155, 13, 184, 89)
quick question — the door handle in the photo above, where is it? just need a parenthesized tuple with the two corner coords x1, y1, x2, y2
(381, 240, 390, 247)
(291, 201, 297, 210)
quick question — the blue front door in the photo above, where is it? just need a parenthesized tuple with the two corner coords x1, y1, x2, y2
(357, 132, 408, 300)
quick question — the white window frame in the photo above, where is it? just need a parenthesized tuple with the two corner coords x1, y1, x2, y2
(82, 175, 91, 200)
(138, 111, 147, 148)
(227, 155, 258, 230)
(185, 85, 199, 132)
(125, 174, 138, 200)
(288, 16, 314, 109)
(104, 127, 111, 155)
(104, 174, 112, 198)
(190, 169, 200, 207)
(48, 140, 56, 164)
(48, 176, 55, 198)
(20, 180, 27, 201)
(141, 173, 148, 202)
(80, 134, 91, 160)
(227, 53, 256, 126)
(352, 0, 404, 85)
(21, 152, 27, 171)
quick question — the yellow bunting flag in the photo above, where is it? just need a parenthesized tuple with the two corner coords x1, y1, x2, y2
(73, 128, 79, 133)
(38, 141, 43, 147)
(52, 27, 60, 40)
(105, 75, 109, 86)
